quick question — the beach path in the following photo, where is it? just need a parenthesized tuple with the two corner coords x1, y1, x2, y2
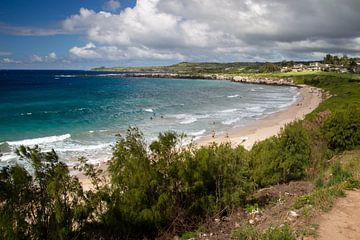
(315, 190, 360, 240)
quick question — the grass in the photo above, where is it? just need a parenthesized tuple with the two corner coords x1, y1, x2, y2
(232, 224, 295, 240)
(294, 150, 360, 211)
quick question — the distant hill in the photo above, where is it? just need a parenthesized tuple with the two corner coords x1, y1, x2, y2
(92, 61, 307, 74)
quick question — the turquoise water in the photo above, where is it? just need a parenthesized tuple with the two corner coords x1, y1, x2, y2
(0, 70, 299, 165)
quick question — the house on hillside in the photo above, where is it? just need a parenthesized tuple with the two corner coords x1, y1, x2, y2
(281, 66, 291, 72)
(292, 64, 305, 72)
(308, 62, 322, 71)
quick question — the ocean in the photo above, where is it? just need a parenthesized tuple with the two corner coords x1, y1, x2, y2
(0, 70, 299, 167)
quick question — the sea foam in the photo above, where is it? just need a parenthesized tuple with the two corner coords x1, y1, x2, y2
(222, 118, 240, 125)
(144, 108, 154, 113)
(188, 129, 206, 136)
(7, 134, 71, 146)
(227, 94, 240, 98)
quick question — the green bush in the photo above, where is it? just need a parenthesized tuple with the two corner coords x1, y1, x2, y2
(249, 121, 311, 187)
(324, 108, 360, 151)
(106, 128, 252, 238)
(0, 146, 89, 240)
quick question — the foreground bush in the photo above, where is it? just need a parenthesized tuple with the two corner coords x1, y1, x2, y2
(105, 128, 251, 238)
(324, 107, 360, 151)
(0, 146, 88, 240)
(249, 121, 311, 187)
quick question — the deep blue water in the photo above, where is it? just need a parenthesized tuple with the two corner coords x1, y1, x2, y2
(0, 70, 298, 165)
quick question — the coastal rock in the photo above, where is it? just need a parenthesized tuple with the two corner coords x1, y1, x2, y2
(100, 72, 296, 86)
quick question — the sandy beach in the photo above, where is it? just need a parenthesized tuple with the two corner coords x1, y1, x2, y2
(197, 85, 323, 149)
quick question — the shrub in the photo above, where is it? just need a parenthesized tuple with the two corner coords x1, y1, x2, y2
(106, 128, 252, 238)
(0, 146, 88, 240)
(249, 121, 311, 187)
(324, 108, 360, 151)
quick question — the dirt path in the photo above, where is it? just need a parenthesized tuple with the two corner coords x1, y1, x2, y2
(316, 190, 360, 240)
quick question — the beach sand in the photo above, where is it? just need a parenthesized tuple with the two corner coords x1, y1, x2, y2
(197, 85, 323, 149)
(78, 84, 323, 189)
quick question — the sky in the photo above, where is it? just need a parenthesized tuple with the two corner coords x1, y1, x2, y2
(0, 0, 360, 69)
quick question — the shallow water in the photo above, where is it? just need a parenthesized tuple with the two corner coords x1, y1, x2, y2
(0, 70, 299, 166)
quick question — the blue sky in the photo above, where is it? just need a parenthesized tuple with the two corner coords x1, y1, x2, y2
(0, 0, 359, 69)
(0, 0, 135, 69)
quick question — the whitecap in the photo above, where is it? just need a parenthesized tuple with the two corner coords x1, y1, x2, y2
(26, 112, 32, 115)
(222, 118, 240, 125)
(246, 106, 265, 113)
(54, 143, 110, 152)
(144, 108, 154, 113)
(55, 75, 76, 78)
(188, 129, 206, 136)
(88, 130, 94, 133)
(169, 114, 198, 123)
(180, 117, 197, 124)
(7, 134, 71, 146)
(227, 94, 239, 98)
(219, 109, 238, 113)
(0, 153, 18, 162)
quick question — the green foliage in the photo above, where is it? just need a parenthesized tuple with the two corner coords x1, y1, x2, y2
(0, 146, 89, 240)
(293, 183, 346, 211)
(232, 225, 295, 240)
(260, 63, 281, 73)
(245, 203, 259, 214)
(323, 54, 354, 66)
(232, 225, 260, 240)
(181, 231, 198, 240)
(324, 108, 360, 151)
(105, 128, 251, 238)
(328, 162, 352, 186)
(249, 121, 311, 187)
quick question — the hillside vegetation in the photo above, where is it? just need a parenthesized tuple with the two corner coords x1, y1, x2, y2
(1, 72, 360, 239)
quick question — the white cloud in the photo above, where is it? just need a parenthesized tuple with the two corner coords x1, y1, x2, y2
(2, 58, 20, 64)
(69, 42, 101, 59)
(30, 55, 43, 62)
(103, 0, 121, 12)
(62, 0, 360, 62)
(69, 42, 185, 60)
(46, 52, 57, 61)
(30, 52, 58, 63)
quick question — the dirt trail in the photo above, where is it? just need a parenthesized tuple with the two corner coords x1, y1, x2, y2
(316, 190, 360, 240)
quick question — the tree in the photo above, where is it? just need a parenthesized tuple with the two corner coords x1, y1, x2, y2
(0, 146, 90, 240)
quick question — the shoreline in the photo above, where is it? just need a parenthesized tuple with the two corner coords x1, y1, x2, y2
(197, 85, 323, 149)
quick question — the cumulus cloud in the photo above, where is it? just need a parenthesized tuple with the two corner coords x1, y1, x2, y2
(30, 52, 58, 63)
(47, 52, 57, 61)
(69, 43, 101, 59)
(63, 0, 360, 62)
(70, 42, 185, 60)
(1, 57, 21, 64)
(103, 0, 121, 12)
(30, 55, 43, 62)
